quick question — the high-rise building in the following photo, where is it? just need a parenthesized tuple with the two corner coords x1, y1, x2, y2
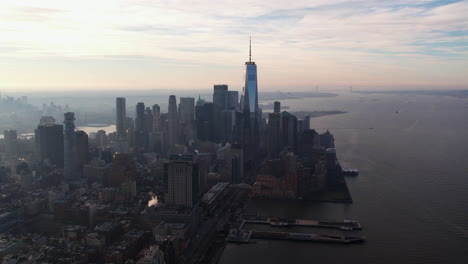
(179, 97, 195, 144)
(168, 95, 178, 146)
(164, 155, 199, 208)
(152, 104, 161, 132)
(274, 101, 281, 113)
(75, 130, 89, 176)
(116, 98, 127, 139)
(195, 102, 220, 142)
(64, 112, 76, 180)
(96, 130, 107, 150)
(151, 104, 164, 153)
(35, 124, 64, 167)
(213, 85, 229, 110)
(267, 112, 282, 158)
(221, 110, 236, 142)
(281, 111, 298, 153)
(304, 115, 311, 130)
(39, 116, 56, 125)
(228, 91, 239, 110)
(3, 129, 18, 158)
(135, 102, 145, 132)
(134, 103, 149, 152)
(144, 107, 153, 133)
(242, 38, 259, 162)
(179, 97, 195, 124)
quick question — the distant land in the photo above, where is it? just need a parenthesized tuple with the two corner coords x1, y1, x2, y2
(262, 110, 347, 119)
(354, 90, 468, 98)
(259, 91, 338, 101)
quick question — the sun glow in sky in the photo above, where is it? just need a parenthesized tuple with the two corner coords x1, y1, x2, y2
(1, 0, 468, 91)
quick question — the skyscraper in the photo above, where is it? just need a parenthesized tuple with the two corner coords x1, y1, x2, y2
(35, 124, 64, 167)
(135, 102, 145, 132)
(213, 84, 229, 110)
(75, 130, 89, 176)
(151, 104, 164, 153)
(168, 95, 179, 146)
(164, 155, 199, 208)
(134, 102, 148, 152)
(144, 107, 153, 132)
(116, 98, 127, 139)
(96, 130, 107, 150)
(267, 112, 282, 158)
(281, 111, 298, 153)
(152, 104, 161, 132)
(3, 130, 18, 158)
(242, 37, 259, 163)
(179, 97, 195, 145)
(64, 112, 76, 180)
(274, 101, 281, 113)
(195, 102, 219, 142)
(242, 38, 258, 123)
(228, 91, 239, 110)
(304, 115, 311, 130)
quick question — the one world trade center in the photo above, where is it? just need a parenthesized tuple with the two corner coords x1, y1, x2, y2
(242, 37, 259, 161)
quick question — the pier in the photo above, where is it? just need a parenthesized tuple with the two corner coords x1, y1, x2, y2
(251, 231, 365, 244)
(241, 217, 362, 231)
(227, 228, 365, 244)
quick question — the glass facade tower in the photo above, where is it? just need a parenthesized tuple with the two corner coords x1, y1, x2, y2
(242, 38, 259, 161)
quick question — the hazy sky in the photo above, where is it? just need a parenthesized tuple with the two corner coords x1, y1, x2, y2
(1, 0, 468, 92)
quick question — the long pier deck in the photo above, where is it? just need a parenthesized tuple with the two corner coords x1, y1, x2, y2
(251, 230, 365, 244)
(241, 217, 362, 231)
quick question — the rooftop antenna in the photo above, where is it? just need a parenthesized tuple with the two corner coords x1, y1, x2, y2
(249, 36, 252, 63)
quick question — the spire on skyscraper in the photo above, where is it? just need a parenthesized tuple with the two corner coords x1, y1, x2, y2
(249, 36, 251, 63)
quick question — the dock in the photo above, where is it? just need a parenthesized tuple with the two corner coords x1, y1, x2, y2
(241, 217, 362, 231)
(226, 229, 252, 243)
(251, 230, 365, 244)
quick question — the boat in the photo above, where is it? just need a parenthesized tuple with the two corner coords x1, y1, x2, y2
(342, 168, 359, 176)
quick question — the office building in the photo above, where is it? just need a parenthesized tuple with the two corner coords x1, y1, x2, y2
(116, 98, 127, 139)
(39, 116, 56, 125)
(144, 107, 153, 133)
(75, 130, 89, 175)
(152, 104, 161, 132)
(304, 115, 311, 130)
(150, 104, 164, 153)
(242, 38, 259, 162)
(168, 95, 178, 146)
(267, 112, 282, 158)
(3, 130, 18, 158)
(178, 97, 195, 145)
(281, 111, 298, 153)
(274, 101, 281, 113)
(96, 130, 107, 150)
(136, 102, 145, 132)
(35, 124, 64, 167)
(195, 102, 220, 142)
(164, 155, 199, 208)
(228, 91, 239, 110)
(213, 85, 229, 110)
(64, 112, 76, 180)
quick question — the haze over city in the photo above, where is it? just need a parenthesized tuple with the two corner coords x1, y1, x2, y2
(1, 0, 468, 91)
(1, 1, 468, 264)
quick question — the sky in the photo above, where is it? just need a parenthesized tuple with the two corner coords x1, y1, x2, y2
(1, 0, 468, 92)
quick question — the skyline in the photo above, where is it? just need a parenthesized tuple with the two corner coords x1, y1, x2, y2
(1, 0, 468, 91)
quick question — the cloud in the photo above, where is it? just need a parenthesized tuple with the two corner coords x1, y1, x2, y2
(0, 0, 467, 90)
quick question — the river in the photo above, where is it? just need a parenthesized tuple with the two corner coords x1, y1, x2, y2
(219, 91, 468, 264)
